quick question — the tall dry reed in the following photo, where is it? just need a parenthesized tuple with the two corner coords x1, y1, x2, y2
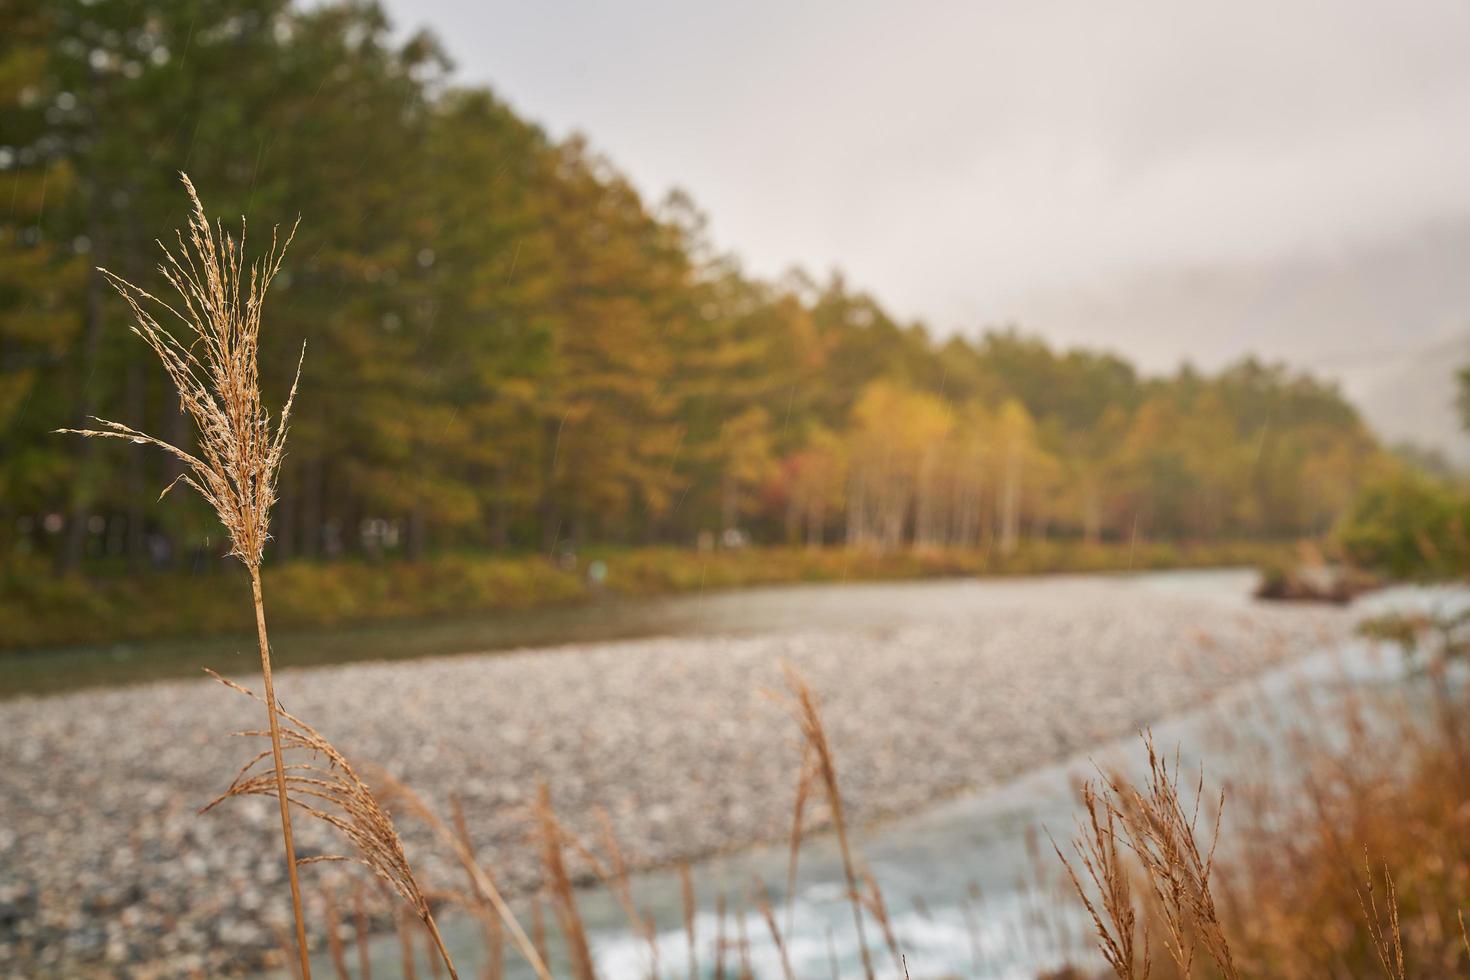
(203, 670, 459, 977)
(376, 777, 552, 980)
(1052, 663, 1470, 980)
(776, 662, 878, 980)
(59, 175, 466, 980)
(58, 173, 312, 974)
(1056, 733, 1235, 980)
(1053, 782, 1150, 980)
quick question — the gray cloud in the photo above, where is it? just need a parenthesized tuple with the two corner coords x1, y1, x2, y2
(387, 0, 1470, 380)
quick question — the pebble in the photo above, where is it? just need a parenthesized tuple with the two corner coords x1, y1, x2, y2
(0, 576, 1347, 977)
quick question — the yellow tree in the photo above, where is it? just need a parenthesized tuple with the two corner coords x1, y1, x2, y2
(845, 380, 954, 551)
(783, 425, 847, 546)
(943, 401, 995, 548)
(994, 400, 1034, 554)
(717, 405, 775, 538)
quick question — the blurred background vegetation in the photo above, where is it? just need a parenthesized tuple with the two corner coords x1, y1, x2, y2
(3, 0, 1458, 649)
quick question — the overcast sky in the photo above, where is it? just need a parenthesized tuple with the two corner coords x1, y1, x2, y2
(385, 0, 1470, 393)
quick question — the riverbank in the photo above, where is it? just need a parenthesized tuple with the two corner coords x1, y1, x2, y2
(0, 571, 1346, 976)
(1, 539, 1288, 653)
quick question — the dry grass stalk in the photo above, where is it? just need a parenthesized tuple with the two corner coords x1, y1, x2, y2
(375, 780, 553, 980)
(1108, 735, 1236, 980)
(202, 670, 459, 979)
(714, 893, 728, 980)
(594, 808, 660, 975)
(323, 886, 350, 980)
(398, 903, 420, 980)
(679, 864, 697, 980)
(275, 921, 306, 980)
(785, 745, 815, 938)
(1099, 668, 1470, 978)
(451, 797, 543, 980)
(427, 924, 445, 980)
(1057, 734, 1256, 980)
(1054, 781, 1150, 980)
(753, 878, 797, 980)
(57, 174, 311, 975)
(1358, 857, 1408, 980)
(353, 881, 373, 980)
(776, 663, 877, 980)
(61, 174, 302, 569)
(962, 885, 986, 975)
(859, 869, 904, 974)
(531, 894, 548, 971)
(534, 797, 671, 977)
(532, 784, 597, 980)
(735, 902, 754, 980)
(476, 904, 506, 980)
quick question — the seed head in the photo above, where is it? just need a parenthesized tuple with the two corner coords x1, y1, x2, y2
(57, 174, 302, 568)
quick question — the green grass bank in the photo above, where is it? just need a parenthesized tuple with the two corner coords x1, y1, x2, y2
(0, 540, 1290, 655)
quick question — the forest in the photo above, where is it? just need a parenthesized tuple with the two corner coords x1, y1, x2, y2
(2, 0, 1387, 579)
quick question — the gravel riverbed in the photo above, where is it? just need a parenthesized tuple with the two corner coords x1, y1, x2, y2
(0, 573, 1350, 977)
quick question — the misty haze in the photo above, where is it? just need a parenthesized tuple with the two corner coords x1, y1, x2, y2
(3, 2, 1469, 978)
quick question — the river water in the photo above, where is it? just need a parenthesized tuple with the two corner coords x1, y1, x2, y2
(312, 573, 1458, 980)
(2, 567, 1272, 697)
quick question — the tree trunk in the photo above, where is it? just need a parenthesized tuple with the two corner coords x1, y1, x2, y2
(846, 473, 864, 548)
(275, 465, 296, 562)
(1082, 480, 1102, 544)
(490, 465, 510, 550)
(124, 358, 147, 569)
(721, 471, 738, 536)
(59, 233, 106, 574)
(300, 456, 322, 559)
(915, 448, 942, 549)
(539, 417, 560, 555)
(407, 506, 427, 561)
(999, 440, 1021, 556)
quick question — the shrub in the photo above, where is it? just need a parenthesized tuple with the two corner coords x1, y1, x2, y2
(1335, 470, 1470, 578)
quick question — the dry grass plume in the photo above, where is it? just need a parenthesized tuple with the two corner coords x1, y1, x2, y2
(57, 173, 312, 974)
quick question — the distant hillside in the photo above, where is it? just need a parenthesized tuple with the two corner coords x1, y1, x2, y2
(993, 218, 1470, 469)
(999, 218, 1470, 389)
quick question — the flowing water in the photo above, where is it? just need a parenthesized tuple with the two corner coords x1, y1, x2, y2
(298, 574, 1464, 979)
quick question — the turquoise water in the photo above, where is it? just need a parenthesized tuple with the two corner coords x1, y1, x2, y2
(311, 576, 1459, 979)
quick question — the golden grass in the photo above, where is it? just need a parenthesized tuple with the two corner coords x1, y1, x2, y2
(202, 669, 459, 978)
(58, 173, 301, 570)
(375, 779, 552, 980)
(529, 784, 596, 980)
(679, 864, 697, 980)
(774, 663, 878, 980)
(58, 174, 314, 974)
(280, 650, 1470, 980)
(1049, 655, 1470, 980)
(753, 878, 797, 980)
(286, 663, 893, 980)
(1055, 732, 1239, 980)
(53, 178, 516, 980)
(1053, 781, 1150, 980)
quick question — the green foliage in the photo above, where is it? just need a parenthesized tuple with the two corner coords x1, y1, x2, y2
(0, 540, 1291, 653)
(3, 0, 1383, 581)
(1334, 470, 1470, 578)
